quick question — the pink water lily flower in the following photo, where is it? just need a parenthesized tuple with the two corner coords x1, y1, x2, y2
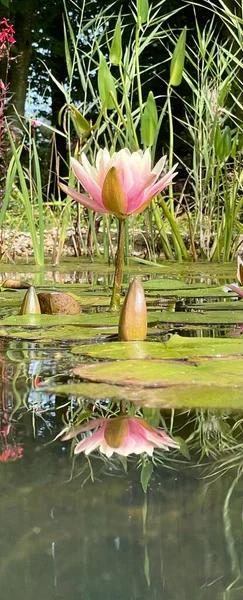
(59, 148, 178, 218)
(62, 416, 179, 458)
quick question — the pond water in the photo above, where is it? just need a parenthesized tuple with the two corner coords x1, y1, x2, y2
(0, 260, 243, 599)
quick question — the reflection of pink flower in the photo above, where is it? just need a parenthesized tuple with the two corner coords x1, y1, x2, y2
(237, 255, 243, 286)
(59, 148, 177, 218)
(0, 445, 23, 462)
(62, 416, 179, 457)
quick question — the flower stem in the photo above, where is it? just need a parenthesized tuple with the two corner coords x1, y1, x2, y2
(109, 218, 125, 312)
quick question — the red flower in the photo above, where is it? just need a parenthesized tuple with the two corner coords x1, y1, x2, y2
(0, 445, 23, 462)
(0, 17, 16, 57)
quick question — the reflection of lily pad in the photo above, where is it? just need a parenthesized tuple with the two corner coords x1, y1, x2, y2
(44, 357, 243, 408)
(0, 326, 117, 342)
(72, 334, 243, 359)
(0, 313, 119, 327)
(72, 357, 242, 388)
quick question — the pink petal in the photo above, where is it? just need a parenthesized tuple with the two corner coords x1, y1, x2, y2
(142, 164, 178, 203)
(111, 150, 135, 194)
(126, 174, 156, 213)
(74, 426, 106, 455)
(59, 183, 110, 213)
(129, 419, 172, 451)
(81, 153, 98, 180)
(131, 165, 178, 214)
(62, 418, 105, 440)
(226, 284, 243, 298)
(71, 158, 103, 206)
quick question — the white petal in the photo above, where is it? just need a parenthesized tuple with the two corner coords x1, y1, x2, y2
(152, 155, 167, 177)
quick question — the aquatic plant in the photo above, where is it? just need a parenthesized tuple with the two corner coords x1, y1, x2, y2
(62, 415, 178, 458)
(60, 149, 177, 309)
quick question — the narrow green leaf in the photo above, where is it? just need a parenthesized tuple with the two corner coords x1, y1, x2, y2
(144, 547, 150, 587)
(141, 91, 158, 147)
(140, 461, 153, 493)
(63, 17, 73, 80)
(142, 408, 160, 428)
(98, 52, 117, 110)
(218, 77, 231, 107)
(169, 27, 187, 87)
(32, 139, 44, 264)
(214, 123, 223, 159)
(110, 12, 122, 66)
(222, 126, 232, 158)
(137, 0, 149, 23)
(173, 436, 190, 460)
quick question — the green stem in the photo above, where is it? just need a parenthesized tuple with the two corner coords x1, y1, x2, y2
(109, 218, 125, 312)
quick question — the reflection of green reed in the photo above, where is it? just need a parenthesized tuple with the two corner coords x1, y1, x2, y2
(223, 473, 243, 599)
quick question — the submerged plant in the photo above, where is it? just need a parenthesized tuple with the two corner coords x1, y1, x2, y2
(60, 148, 177, 309)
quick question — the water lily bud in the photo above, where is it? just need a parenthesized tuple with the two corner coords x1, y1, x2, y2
(237, 255, 243, 285)
(141, 91, 158, 147)
(102, 166, 127, 216)
(20, 286, 41, 315)
(98, 52, 117, 110)
(118, 277, 147, 341)
(169, 27, 187, 87)
(110, 11, 122, 66)
(69, 105, 91, 137)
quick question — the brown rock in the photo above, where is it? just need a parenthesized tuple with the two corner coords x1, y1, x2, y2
(37, 292, 81, 315)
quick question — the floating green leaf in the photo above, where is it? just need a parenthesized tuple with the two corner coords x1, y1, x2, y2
(72, 335, 243, 360)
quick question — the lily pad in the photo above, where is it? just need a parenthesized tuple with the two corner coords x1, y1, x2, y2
(72, 334, 243, 359)
(148, 310, 243, 325)
(146, 287, 235, 298)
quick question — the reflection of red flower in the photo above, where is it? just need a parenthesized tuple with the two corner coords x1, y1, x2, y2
(0, 445, 23, 462)
(0, 424, 11, 436)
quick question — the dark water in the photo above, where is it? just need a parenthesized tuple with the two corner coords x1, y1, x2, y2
(0, 262, 243, 599)
(0, 440, 243, 600)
